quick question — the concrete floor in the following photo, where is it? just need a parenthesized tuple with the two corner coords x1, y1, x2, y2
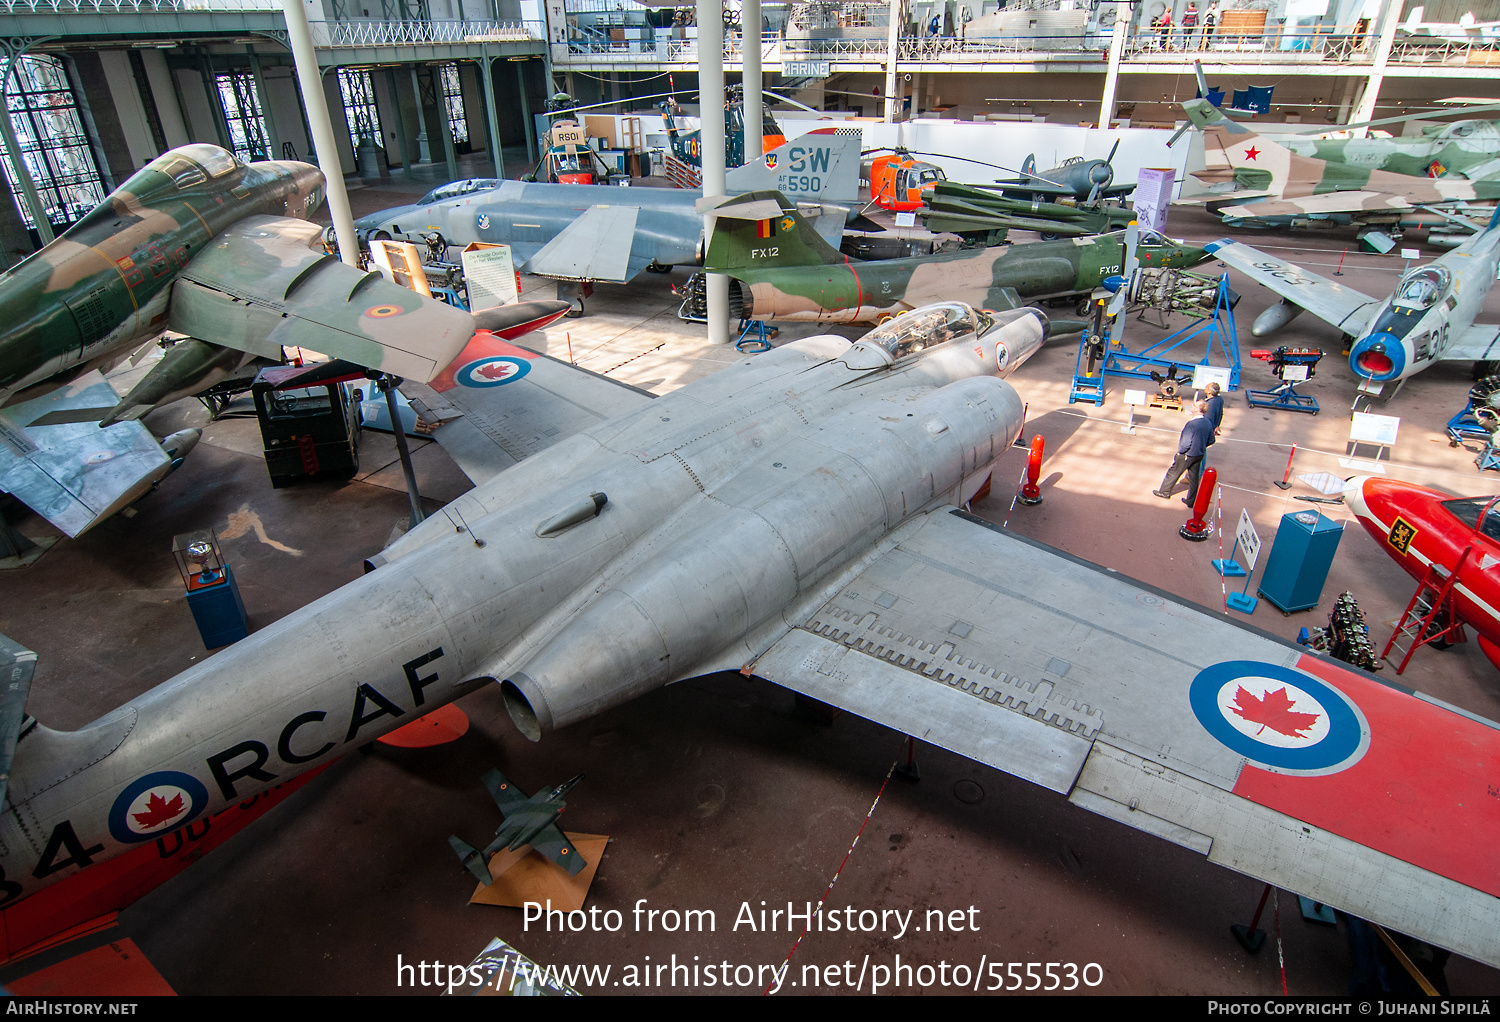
(1, 171, 1498, 996)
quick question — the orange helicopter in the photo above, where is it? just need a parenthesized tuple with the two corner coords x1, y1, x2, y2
(868, 149, 947, 211)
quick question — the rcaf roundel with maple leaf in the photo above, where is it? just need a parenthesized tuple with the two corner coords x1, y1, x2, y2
(1189, 660, 1369, 776)
(108, 770, 209, 844)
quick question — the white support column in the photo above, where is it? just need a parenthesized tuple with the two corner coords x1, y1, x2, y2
(698, 0, 730, 345)
(1098, 2, 1128, 129)
(1349, 0, 1402, 137)
(744, 0, 762, 161)
(884, 0, 902, 122)
(281, 0, 359, 267)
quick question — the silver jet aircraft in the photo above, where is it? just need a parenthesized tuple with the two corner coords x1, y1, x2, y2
(1206, 207, 1500, 397)
(353, 128, 863, 315)
(1, 303, 1498, 969)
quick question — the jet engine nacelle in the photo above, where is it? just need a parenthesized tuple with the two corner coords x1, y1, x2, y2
(501, 375, 1024, 740)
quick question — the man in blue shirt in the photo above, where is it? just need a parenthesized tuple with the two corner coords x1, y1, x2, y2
(1203, 381, 1224, 436)
(1154, 400, 1216, 504)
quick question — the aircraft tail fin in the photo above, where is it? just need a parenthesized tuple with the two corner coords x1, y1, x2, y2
(726, 127, 864, 204)
(703, 191, 846, 272)
(449, 835, 495, 886)
(1182, 98, 1283, 194)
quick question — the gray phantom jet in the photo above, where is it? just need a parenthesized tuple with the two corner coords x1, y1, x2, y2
(353, 128, 863, 314)
(2, 302, 1498, 969)
(449, 770, 586, 882)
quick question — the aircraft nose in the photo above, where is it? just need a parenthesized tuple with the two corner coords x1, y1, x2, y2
(1348, 333, 1405, 382)
(1343, 476, 1373, 520)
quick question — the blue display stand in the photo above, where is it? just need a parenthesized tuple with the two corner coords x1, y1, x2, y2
(185, 564, 249, 649)
(1257, 510, 1343, 613)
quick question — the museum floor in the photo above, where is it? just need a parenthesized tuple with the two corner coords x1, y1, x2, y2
(1, 161, 1497, 995)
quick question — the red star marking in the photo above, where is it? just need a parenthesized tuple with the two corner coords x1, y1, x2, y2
(1243, 146, 1261, 161)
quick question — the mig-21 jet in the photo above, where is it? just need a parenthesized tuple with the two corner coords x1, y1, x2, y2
(1179, 98, 1500, 229)
(449, 770, 587, 883)
(1205, 207, 1500, 398)
(695, 190, 1207, 324)
(3, 299, 1497, 971)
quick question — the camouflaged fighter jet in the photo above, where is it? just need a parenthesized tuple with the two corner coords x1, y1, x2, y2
(0, 143, 569, 534)
(1281, 119, 1500, 184)
(3, 302, 1500, 971)
(449, 771, 586, 883)
(1180, 99, 1500, 228)
(0, 143, 566, 437)
(1206, 207, 1500, 398)
(698, 190, 1208, 324)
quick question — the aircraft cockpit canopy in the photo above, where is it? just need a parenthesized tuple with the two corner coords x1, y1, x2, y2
(110, 145, 244, 210)
(1441, 496, 1500, 541)
(863, 302, 980, 359)
(1394, 266, 1451, 310)
(419, 179, 501, 205)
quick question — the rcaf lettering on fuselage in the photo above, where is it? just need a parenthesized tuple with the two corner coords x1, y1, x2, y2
(13, 647, 446, 894)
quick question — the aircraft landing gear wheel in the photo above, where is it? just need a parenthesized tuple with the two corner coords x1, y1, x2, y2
(1041, 232, 1060, 241)
(645, 261, 674, 273)
(566, 298, 585, 318)
(1075, 298, 1092, 317)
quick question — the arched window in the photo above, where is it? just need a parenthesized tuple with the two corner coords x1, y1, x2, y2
(1, 54, 106, 231)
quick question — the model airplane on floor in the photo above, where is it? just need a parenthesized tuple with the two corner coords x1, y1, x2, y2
(353, 129, 863, 316)
(2, 301, 1497, 971)
(697, 189, 1208, 324)
(0, 142, 569, 534)
(449, 770, 587, 883)
(1346, 476, 1500, 672)
(1205, 207, 1500, 397)
(1179, 98, 1500, 229)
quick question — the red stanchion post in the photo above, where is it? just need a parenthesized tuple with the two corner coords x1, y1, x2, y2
(1180, 467, 1217, 541)
(1018, 435, 1045, 505)
(1274, 442, 1297, 490)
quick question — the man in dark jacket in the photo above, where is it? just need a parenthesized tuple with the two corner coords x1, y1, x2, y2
(1154, 400, 1215, 504)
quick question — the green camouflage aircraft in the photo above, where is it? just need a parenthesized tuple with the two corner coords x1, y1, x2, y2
(702, 191, 1209, 324)
(0, 143, 563, 440)
(449, 771, 588, 883)
(1281, 119, 1500, 183)
(1181, 99, 1500, 228)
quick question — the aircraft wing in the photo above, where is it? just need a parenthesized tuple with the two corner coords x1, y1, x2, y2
(0, 372, 171, 538)
(170, 215, 475, 383)
(481, 768, 533, 815)
(401, 334, 654, 487)
(522, 205, 648, 283)
(526, 823, 587, 876)
(1444, 323, 1500, 362)
(1205, 238, 1383, 336)
(747, 508, 1500, 968)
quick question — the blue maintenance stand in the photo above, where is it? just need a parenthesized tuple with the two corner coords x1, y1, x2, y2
(735, 318, 773, 353)
(1095, 274, 1242, 393)
(1257, 510, 1344, 614)
(185, 564, 249, 649)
